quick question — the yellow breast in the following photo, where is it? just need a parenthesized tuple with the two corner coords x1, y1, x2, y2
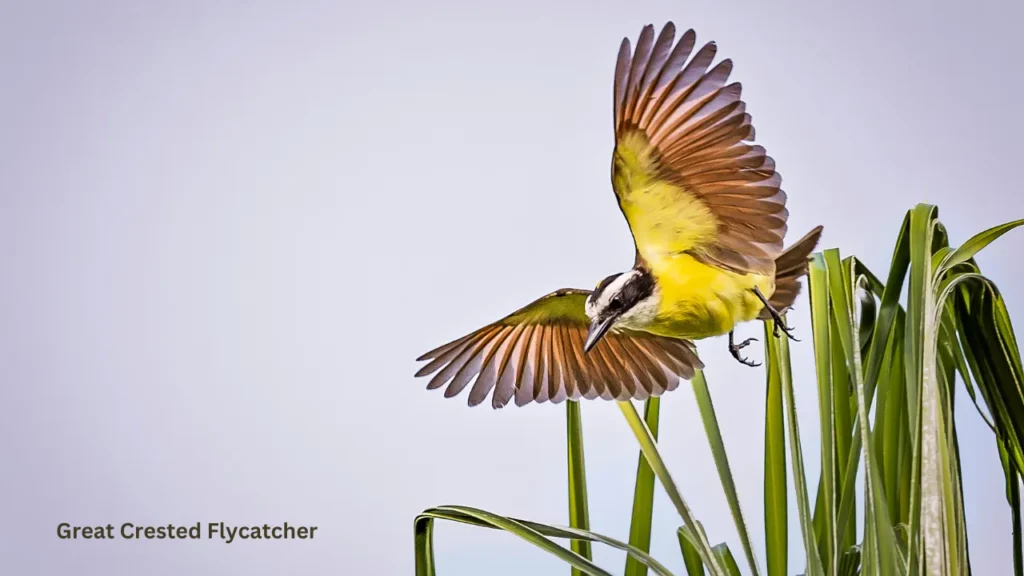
(645, 254, 774, 340)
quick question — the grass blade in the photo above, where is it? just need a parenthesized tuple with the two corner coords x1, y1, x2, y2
(938, 218, 1024, 274)
(825, 250, 901, 575)
(692, 371, 763, 576)
(625, 398, 661, 576)
(415, 505, 680, 576)
(954, 279, 1024, 575)
(767, 323, 825, 576)
(712, 542, 744, 576)
(835, 217, 912, 553)
(764, 321, 788, 576)
(678, 526, 706, 576)
(415, 510, 436, 576)
(567, 400, 593, 574)
(414, 506, 614, 576)
(618, 401, 727, 575)
(808, 254, 838, 574)
(909, 203, 970, 575)
(1000, 443, 1024, 576)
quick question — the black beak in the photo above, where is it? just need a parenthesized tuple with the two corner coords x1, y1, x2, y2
(584, 315, 616, 353)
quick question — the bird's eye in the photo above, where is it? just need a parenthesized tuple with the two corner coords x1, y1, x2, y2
(610, 296, 622, 309)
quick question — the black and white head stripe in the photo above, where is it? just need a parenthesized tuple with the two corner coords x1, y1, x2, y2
(586, 269, 656, 321)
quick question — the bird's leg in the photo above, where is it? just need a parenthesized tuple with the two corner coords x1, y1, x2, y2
(753, 286, 799, 341)
(728, 330, 760, 367)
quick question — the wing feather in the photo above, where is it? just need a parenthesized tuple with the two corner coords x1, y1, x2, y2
(590, 336, 624, 400)
(612, 22, 789, 276)
(493, 324, 529, 409)
(455, 326, 511, 400)
(424, 327, 494, 390)
(606, 339, 646, 400)
(532, 326, 550, 403)
(508, 325, 538, 408)
(414, 289, 702, 408)
(619, 337, 667, 395)
(550, 323, 573, 402)
(521, 325, 544, 406)
(622, 24, 656, 127)
(563, 324, 589, 399)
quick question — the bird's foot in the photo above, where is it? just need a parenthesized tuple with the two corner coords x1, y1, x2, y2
(771, 315, 799, 342)
(753, 287, 800, 342)
(728, 332, 761, 367)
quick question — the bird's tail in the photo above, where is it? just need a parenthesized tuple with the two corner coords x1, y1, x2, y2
(758, 225, 824, 320)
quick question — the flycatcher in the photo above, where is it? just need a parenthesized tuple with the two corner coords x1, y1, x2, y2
(415, 22, 823, 408)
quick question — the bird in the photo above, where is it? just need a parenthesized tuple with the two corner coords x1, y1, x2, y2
(414, 22, 823, 409)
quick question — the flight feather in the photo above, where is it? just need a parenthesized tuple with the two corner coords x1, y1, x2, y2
(414, 289, 702, 408)
(611, 22, 788, 276)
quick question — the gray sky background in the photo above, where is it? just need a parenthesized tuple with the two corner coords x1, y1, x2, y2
(2, 0, 1023, 574)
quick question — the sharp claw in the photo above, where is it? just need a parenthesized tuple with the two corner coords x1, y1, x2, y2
(777, 320, 800, 342)
(770, 316, 801, 341)
(739, 355, 762, 367)
(739, 337, 757, 348)
(729, 342, 762, 368)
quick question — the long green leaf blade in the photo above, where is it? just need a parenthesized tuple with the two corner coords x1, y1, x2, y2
(938, 218, 1024, 275)
(826, 250, 901, 575)
(679, 525, 706, 576)
(768, 323, 825, 576)
(414, 507, 612, 576)
(618, 401, 727, 575)
(808, 253, 838, 574)
(567, 399, 593, 575)
(692, 372, 762, 576)
(415, 505, 679, 576)
(712, 542, 744, 576)
(1000, 443, 1024, 576)
(625, 398, 661, 576)
(764, 320, 788, 576)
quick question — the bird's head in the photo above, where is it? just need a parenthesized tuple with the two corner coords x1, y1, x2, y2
(584, 269, 658, 352)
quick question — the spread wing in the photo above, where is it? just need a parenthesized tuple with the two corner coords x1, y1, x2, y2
(414, 289, 703, 409)
(611, 22, 788, 276)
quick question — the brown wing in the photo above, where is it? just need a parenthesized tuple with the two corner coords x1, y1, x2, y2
(612, 22, 788, 275)
(414, 289, 703, 409)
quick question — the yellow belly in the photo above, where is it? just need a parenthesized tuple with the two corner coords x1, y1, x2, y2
(645, 254, 774, 340)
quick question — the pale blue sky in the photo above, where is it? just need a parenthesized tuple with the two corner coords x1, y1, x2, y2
(1, 0, 1022, 574)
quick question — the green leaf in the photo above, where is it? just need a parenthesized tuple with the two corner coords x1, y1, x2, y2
(415, 505, 680, 576)
(999, 443, 1024, 576)
(938, 218, 1024, 275)
(837, 546, 862, 576)
(618, 401, 727, 575)
(808, 254, 838, 574)
(825, 250, 901, 575)
(953, 279, 1024, 576)
(905, 202, 962, 575)
(414, 506, 613, 576)
(691, 372, 762, 576)
(625, 398, 661, 576)
(678, 525, 706, 576)
(763, 321, 788, 576)
(567, 400, 593, 574)
(712, 542, 744, 576)
(415, 509, 436, 576)
(766, 321, 825, 576)
(834, 213, 913, 555)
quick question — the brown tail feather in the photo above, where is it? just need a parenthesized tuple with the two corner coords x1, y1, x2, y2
(758, 225, 824, 320)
